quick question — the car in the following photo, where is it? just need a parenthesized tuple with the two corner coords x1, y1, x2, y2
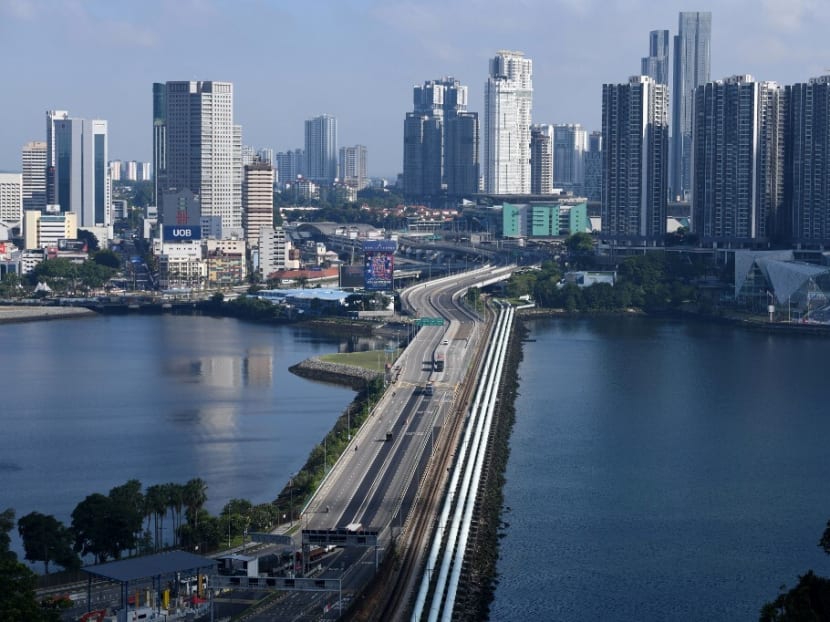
(441, 339, 449, 345)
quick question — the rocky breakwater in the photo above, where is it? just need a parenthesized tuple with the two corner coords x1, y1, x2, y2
(289, 357, 381, 390)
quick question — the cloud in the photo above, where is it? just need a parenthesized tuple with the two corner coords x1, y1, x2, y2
(761, 0, 819, 32)
(1, 0, 37, 20)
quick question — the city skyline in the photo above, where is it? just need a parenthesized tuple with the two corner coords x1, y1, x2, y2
(0, 1, 827, 177)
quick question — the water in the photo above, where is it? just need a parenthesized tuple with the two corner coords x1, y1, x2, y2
(0, 314, 360, 555)
(492, 317, 830, 622)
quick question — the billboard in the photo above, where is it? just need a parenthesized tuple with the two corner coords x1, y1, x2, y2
(163, 225, 202, 242)
(363, 240, 396, 291)
(57, 239, 88, 252)
(340, 265, 364, 288)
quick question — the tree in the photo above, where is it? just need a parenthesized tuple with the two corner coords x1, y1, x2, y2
(92, 249, 121, 269)
(76, 229, 100, 252)
(109, 480, 145, 556)
(564, 231, 595, 255)
(71, 493, 115, 563)
(17, 512, 78, 574)
(0, 508, 44, 622)
(183, 478, 208, 529)
(760, 570, 830, 621)
(144, 484, 168, 551)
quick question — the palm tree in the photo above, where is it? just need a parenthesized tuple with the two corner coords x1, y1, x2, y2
(165, 483, 185, 547)
(183, 478, 208, 530)
(145, 485, 167, 550)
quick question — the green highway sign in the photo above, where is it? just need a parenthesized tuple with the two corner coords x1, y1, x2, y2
(415, 317, 445, 326)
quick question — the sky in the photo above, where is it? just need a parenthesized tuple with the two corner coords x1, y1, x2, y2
(1, 0, 828, 178)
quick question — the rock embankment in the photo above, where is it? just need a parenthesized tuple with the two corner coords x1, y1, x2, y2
(289, 357, 381, 390)
(0, 305, 96, 324)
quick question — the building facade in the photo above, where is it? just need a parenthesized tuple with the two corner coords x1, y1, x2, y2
(602, 76, 669, 245)
(47, 113, 111, 228)
(484, 50, 533, 194)
(445, 111, 480, 197)
(671, 11, 712, 201)
(21, 141, 46, 212)
(156, 81, 242, 237)
(641, 30, 670, 86)
(691, 75, 785, 247)
(553, 123, 587, 194)
(243, 162, 274, 248)
(530, 124, 553, 194)
(305, 114, 338, 184)
(0, 174, 22, 226)
(788, 75, 830, 248)
(275, 149, 304, 187)
(583, 131, 603, 202)
(339, 145, 369, 190)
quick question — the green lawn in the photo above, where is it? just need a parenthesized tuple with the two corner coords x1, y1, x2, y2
(319, 349, 400, 373)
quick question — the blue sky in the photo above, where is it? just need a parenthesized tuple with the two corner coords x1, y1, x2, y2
(1, 0, 827, 178)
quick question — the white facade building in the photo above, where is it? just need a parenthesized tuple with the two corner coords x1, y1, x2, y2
(484, 50, 533, 194)
(0, 173, 23, 226)
(22, 141, 46, 212)
(259, 226, 298, 278)
(243, 163, 274, 249)
(159, 81, 242, 237)
(23, 209, 77, 250)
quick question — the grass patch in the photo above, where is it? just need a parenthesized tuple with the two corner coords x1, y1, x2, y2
(319, 349, 400, 372)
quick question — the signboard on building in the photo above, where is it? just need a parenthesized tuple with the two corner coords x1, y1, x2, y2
(57, 239, 88, 252)
(163, 225, 202, 242)
(363, 240, 396, 291)
(340, 265, 364, 288)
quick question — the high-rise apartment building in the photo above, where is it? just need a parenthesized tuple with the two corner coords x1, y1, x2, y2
(583, 131, 603, 202)
(530, 124, 553, 194)
(0, 174, 23, 226)
(156, 81, 242, 237)
(46, 112, 110, 228)
(243, 162, 274, 249)
(305, 114, 338, 184)
(602, 76, 669, 245)
(787, 75, 830, 248)
(553, 124, 587, 194)
(484, 50, 533, 194)
(445, 111, 480, 197)
(642, 30, 670, 86)
(402, 78, 473, 199)
(671, 11, 711, 201)
(275, 149, 304, 187)
(21, 141, 46, 212)
(691, 75, 785, 246)
(339, 145, 369, 190)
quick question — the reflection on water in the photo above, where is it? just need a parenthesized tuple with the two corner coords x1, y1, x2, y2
(0, 315, 358, 564)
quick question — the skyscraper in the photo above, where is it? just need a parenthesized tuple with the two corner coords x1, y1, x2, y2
(402, 78, 472, 199)
(305, 114, 338, 184)
(157, 81, 241, 236)
(484, 50, 533, 194)
(691, 75, 785, 246)
(530, 124, 553, 194)
(242, 161, 274, 249)
(339, 145, 369, 190)
(47, 112, 110, 227)
(21, 141, 46, 212)
(0, 174, 22, 226)
(787, 75, 830, 247)
(602, 76, 669, 245)
(671, 11, 711, 201)
(275, 149, 304, 187)
(641, 30, 670, 86)
(553, 123, 588, 194)
(583, 131, 603, 202)
(152, 82, 166, 206)
(445, 111, 479, 197)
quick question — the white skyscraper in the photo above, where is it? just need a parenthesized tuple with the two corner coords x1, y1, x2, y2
(21, 141, 46, 212)
(158, 81, 241, 237)
(484, 50, 533, 194)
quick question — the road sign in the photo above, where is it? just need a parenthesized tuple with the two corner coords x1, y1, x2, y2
(415, 317, 444, 326)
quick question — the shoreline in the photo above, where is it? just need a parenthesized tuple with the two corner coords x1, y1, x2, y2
(0, 305, 96, 324)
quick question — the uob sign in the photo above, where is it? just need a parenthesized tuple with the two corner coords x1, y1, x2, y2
(163, 225, 202, 241)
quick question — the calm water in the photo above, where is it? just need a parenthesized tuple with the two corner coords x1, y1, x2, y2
(0, 314, 361, 555)
(491, 317, 830, 621)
